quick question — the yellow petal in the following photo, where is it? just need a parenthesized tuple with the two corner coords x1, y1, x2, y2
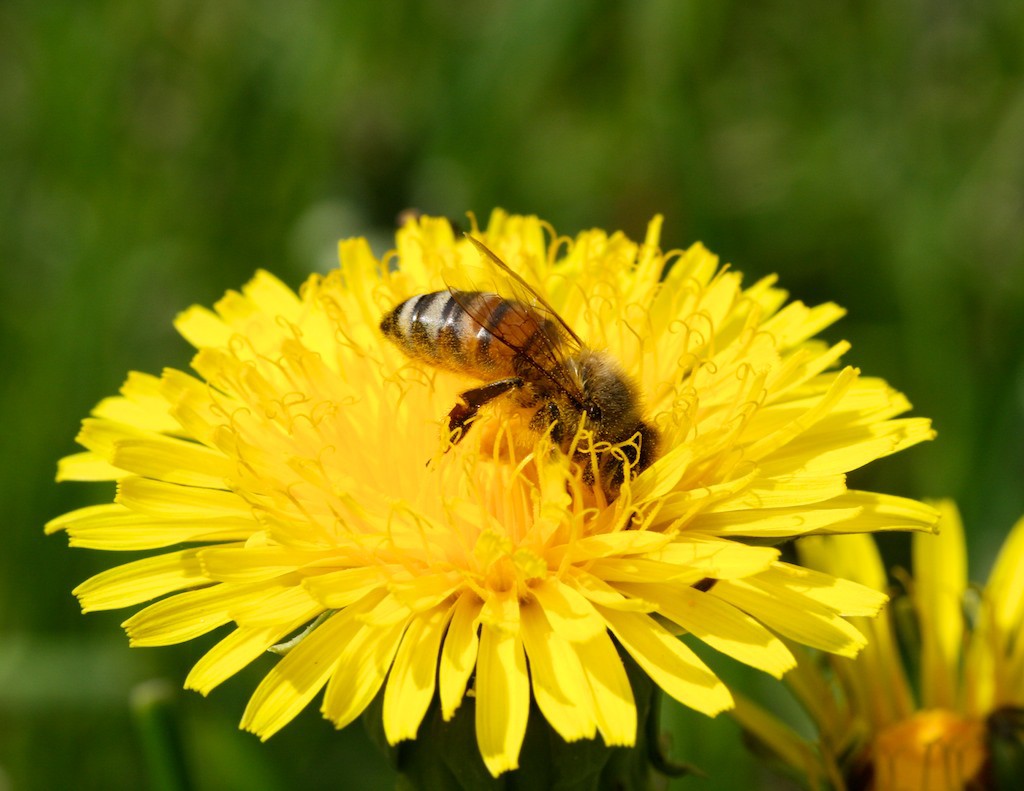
(587, 557, 702, 584)
(806, 491, 941, 535)
(116, 476, 249, 516)
(982, 510, 1024, 641)
(743, 366, 857, 462)
(242, 599, 379, 739)
(110, 438, 234, 488)
(690, 490, 940, 539)
(479, 590, 521, 633)
(530, 578, 605, 642)
(600, 608, 733, 716)
(186, 622, 305, 695)
(382, 604, 452, 744)
(759, 417, 935, 476)
(569, 530, 672, 561)
(45, 503, 127, 535)
(571, 571, 657, 612)
(73, 417, 150, 460)
(631, 444, 694, 503)
(688, 504, 862, 538)
(320, 621, 407, 732)
(389, 572, 462, 613)
(439, 594, 482, 720)
(759, 300, 847, 348)
(711, 473, 847, 511)
(520, 602, 597, 742)
(618, 582, 795, 677)
(198, 546, 333, 583)
(475, 623, 529, 776)
(574, 631, 636, 746)
(174, 304, 232, 348)
(913, 500, 966, 708)
(241, 269, 303, 320)
(797, 532, 887, 591)
(60, 511, 256, 550)
(229, 586, 322, 628)
(711, 576, 868, 658)
(123, 580, 278, 646)
(798, 534, 915, 725)
(966, 509, 1024, 713)
(757, 562, 888, 617)
(303, 567, 388, 610)
(159, 368, 223, 445)
(55, 451, 125, 482)
(73, 549, 209, 612)
(92, 373, 179, 434)
(652, 536, 779, 579)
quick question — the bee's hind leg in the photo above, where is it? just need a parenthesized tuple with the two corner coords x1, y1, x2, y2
(447, 378, 523, 446)
(529, 402, 563, 444)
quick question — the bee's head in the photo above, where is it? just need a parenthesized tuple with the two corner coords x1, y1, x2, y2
(572, 352, 659, 495)
(577, 353, 642, 443)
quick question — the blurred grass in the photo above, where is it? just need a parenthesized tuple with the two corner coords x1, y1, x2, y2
(2, 0, 1022, 788)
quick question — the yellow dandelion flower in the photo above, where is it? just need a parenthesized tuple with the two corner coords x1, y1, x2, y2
(733, 502, 1024, 790)
(48, 211, 938, 778)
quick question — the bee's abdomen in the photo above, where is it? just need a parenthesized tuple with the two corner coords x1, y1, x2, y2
(380, 291, 516, 377)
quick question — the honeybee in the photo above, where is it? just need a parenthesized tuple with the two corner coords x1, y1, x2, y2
(379, 235, 657, 496)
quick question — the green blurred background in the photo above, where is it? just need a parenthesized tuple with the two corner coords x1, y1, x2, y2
(2, 1, 1022, 788)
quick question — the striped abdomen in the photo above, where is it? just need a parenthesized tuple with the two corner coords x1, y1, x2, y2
(379, 291, 551, 380)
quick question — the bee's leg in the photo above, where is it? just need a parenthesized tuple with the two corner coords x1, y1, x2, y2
(447, 377, 523, 445)
(529, 402, 562, 443)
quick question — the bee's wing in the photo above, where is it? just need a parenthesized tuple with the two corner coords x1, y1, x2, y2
(463, 236, 585, 347)
(447, 236, 587, 405)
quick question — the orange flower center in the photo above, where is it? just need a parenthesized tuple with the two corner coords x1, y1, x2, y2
(872, 710, 986, 791)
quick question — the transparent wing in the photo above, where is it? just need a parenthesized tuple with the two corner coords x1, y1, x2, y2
(445, 236, 587, 405)
(464, 235, 585, 347)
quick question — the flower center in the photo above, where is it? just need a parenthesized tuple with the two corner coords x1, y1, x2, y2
(871, 710, 986, 791)
(473, 529, 549, 597)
